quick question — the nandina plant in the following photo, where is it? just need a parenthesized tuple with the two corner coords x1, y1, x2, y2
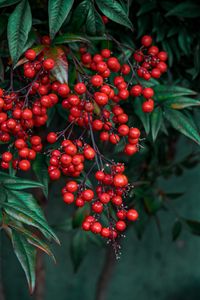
(0, 0, 200, 293)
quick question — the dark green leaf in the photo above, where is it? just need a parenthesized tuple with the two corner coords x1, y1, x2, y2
(6, 189, 46, 222)
(7, 0, 32, 65)
(71, 0, 90, 29)
(172, 220, 182, 241)
(9, 223, 55, 261)
(96, 0, 133, 30)
(134, 99, 150, 135)
(0, 0, 20, 7)
(32, 154, 49, 198)
(185, 219, 200, 235)
(0, 171, 44, 190)
(137, 2, 156, 16)
(155, 85, 197, 102)
(11, 230, 36, 293)
(151, 106, 163, 141)
(54, 34, 90, 44)
(164, 109, 200, 145)
(2, 202, 59, 244)
(164, 97, 200, 109)
(86, 5, 105, 36)
(166, 2, 200, 18)
(48, 0, 74, 39)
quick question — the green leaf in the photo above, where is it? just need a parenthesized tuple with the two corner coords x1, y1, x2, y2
(7, 0, 32, 65)
(154, 85, 197, 101)
(185, 219, 200, 235)
(164, 97, 200, 109)
(0, 172, 44, 190)
(151, 106, 163, 141)
(6, 189, 46, 222)
(9, 223, 55, 261)
(134, 99, 150, 135)
(172, 220, 182, 241)
(164, 109, 200, 145)
(54, 34, 90, 44)
(11, 230, 36, 293)
(96, 0, 133, 30)
(71, 0, 90, 29)
(2, 202, 60, 244)
(86, 5, 105, 36)
(0, 0, 20, 7)
(32, 154, 49, 197)
(166, 2, 200, 18)
(70, 230, 88, 271)
(178, 29, 192, 55)
(137, 2, 156, 16)
(51, 47, 68, 84)
(48, 0, 74, 39)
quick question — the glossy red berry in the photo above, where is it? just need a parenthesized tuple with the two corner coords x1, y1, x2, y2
(43, 58, 55, 70)
(116, 220, 126, 232)
(141, 35, 152, 47)
(127, 209, 139, 221)
(47, 132, 57, 143)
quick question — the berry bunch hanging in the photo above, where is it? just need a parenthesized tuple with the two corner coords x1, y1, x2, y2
(0, 35, 168, 245)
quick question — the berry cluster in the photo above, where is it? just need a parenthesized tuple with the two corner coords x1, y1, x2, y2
(48, 139, 95, 180)
(61, 164, 139, 239)
(0, 35, 168, 245)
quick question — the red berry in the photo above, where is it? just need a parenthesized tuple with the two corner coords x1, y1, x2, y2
(43, 58, 55, 70)
(19, 159, 31, 171)
(91, 75, 103, 87)
(142, 99, 154, 113)
(130, 85, 142, 97)
(99, 193, 110, 204)
(101, 49, 111, 58)
(124, 144, 138, 155)
(74, 83, 86, 95)
(63, 192, 74, 204)
(66, 181, 78, 192)
(47, 132, 57, 143)
(118, 124, 129, 136)
(101, 227, 110, 238)
(25, 49, 36, 61)
(148, 46, 159, 56)
(94, 92, 108, 106)
(113, 174, 128, 187)
(117, 210, 127, 220)
(84, 147, 95, 160)
(82, 189, 94, 201)
(116, 220, 126, 232)
(129, 128, 140, 139)
(92, 201, 103, 213)
(158, 51, 168, 61)
(102, 15, 109, 24)
(95, 171, 105, 181)
(57, 84, 70, 97)
(2, 152, 12, 162)
(142, 87, 154, 99)
(127, 209, 138, 221)
(82, 221, 91, 231)
(91, 222, 102, 234)
(141, 35, 152, 47)
(49, 169, 61, 180)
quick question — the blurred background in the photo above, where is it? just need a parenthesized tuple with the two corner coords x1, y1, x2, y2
(1, 0, 200, 299)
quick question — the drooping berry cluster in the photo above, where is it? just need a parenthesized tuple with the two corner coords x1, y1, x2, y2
(0, 35, 168, 244)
